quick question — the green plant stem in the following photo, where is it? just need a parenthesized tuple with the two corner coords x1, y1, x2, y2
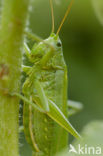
(0, 0, 31, 155)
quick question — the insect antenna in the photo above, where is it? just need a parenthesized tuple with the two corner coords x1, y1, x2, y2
(49, 0, 55, 33)
(56, 0, 74, 35)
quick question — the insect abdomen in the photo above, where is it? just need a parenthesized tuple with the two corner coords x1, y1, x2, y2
(32, 67, 68, 156)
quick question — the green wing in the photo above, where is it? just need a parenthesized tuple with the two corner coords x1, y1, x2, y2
(47, 99, 81, 139)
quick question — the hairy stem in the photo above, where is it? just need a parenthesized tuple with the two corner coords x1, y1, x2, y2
(0, 0, 31, 155)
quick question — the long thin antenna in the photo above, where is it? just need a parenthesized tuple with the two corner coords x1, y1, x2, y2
(49, 0, 55, 33)
(56, 0, 74, 35)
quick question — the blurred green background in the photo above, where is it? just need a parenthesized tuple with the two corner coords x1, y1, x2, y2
(20, 0, 103, 155)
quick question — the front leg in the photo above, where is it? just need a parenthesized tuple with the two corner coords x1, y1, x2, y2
(25, 31, 44, 43)
(40, 48, 55, 66)
(41, 52, 63, 70)
(42, 65, 63, 70)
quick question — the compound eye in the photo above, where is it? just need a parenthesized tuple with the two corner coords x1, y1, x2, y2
(57, 41, 62, 47)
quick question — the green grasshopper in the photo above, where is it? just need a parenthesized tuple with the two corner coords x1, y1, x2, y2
(16, 0, 82, 155)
